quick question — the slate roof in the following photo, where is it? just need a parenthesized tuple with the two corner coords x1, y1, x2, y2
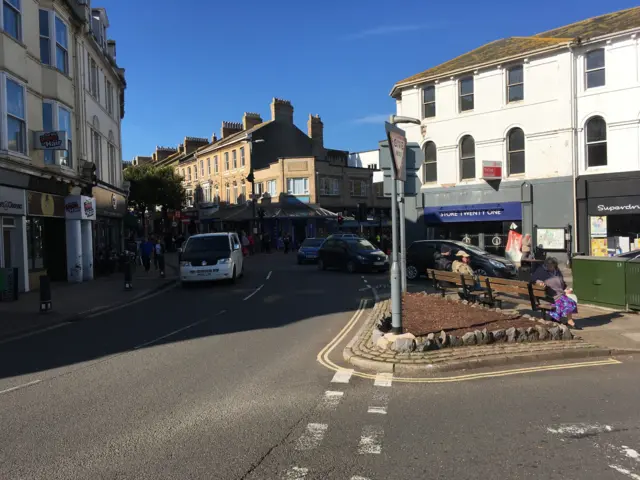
(391, 7, 640, 96)
(196, 121, 273, 155)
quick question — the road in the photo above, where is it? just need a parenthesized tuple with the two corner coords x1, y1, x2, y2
(0, 253, 639, 480)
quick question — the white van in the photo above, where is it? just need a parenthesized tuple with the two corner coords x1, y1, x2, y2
(179, 232, 244, 285)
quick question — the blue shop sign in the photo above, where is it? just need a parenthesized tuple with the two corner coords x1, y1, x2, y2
(424, 202, 522, 223)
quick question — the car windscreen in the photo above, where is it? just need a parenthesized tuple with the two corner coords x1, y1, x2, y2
(347, 239, 376, 251)
(184, 236, 230, 253)
(450, 242, 488, 256)
(616, 249, 640, 258)
(301, 239, 324, 248)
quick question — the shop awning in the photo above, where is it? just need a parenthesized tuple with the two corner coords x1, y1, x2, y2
(423, 202, 522, 223)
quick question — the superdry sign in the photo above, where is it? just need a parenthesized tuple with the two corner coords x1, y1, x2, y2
(34, 130, 67, 150)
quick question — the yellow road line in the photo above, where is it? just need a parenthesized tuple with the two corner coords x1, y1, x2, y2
(317, 299, 621, 383)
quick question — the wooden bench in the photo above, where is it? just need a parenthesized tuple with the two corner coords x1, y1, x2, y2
(477, 276, 556, 319)
(425, 269, 481, 301)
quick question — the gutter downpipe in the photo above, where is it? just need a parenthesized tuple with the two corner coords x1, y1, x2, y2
(569, 43, 579, 266)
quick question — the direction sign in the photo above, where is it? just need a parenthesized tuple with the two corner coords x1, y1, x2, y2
(385, 122, 407, 182)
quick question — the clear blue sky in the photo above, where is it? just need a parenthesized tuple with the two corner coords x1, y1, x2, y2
(100, 0, 638, 160)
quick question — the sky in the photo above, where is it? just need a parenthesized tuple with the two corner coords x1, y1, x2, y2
(100, 0, 640, 161)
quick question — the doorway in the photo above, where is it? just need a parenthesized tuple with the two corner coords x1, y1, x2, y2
(2, 229, 11, 268)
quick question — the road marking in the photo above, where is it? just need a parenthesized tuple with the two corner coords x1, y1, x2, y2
(609, 465, 640, 480)
(320, 390, 344, 410)
(367, 406, 387, 415)
(374, 372, 393, 387)
(547, 423, 613, 437)
(295, 423, 328, 451)
(621, 446, 640, 460)
(316, 298, 622, 383)
(243, 284, 264, 301)
(0, 322, 72, 346)
(0, 379, 41, 395)
(351, 477, 371, 480)
(283, 466, 308, 479)
(331, 369, 354, 384)
(86, 282, 178, 318)
(266, 271, 272, 280)
(134, 310, 226, 349)
(358, 425, 383, 454)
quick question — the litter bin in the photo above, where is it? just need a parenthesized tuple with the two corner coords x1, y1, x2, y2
(0, 267, 19, 301)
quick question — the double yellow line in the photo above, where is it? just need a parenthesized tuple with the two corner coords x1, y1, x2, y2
(316, 299, 621, 383)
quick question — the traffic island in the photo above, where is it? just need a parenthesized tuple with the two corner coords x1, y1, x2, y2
(344, 293, 613, 374)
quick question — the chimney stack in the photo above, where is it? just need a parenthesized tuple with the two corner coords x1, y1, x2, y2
(242, 112, 263, 131)
(184, 136, 209, 154)
(221, 121, 243, 138)
(211, 133, 218, 143)
(270, 98, 293, 123)
(107, 40, 116, 59)
(153, 146, 177, 163)
(308, 114, 325, 159)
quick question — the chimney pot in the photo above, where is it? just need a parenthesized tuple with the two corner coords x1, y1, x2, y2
(242, 112, 263, 131)
(270, 98, 294, 123)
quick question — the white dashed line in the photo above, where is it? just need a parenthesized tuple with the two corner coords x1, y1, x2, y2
(368, 388, 390, 414)
(351, 476, 371, 480)
(331, 368, 354, 384)
(367, 406, 387, 415)
(266, 271, 272, 280)
(358, 425, 384, 454)
(243, 284, 264, 301)
(374, 372, 393, 387)
(283, 466, 309, 479)
(609, 465, 640, 480)
(0, 379, 41, 396)
(295, 423, 328, 451)
(134, 311, 226, 350)
(621, 446, 640, 460)
(320, 390, 344, 410)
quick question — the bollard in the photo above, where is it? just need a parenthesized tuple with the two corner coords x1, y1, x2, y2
(124, 261, 133, 290)
(158, 255, 165, 278)
(39, 275, 52, 313)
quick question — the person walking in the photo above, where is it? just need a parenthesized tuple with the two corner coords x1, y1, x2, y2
(241, 231, 250, 256)
(248, 233, 255, 255)
(155, 237, 166, 277)
(283, 233, 291, 254)
(141, 237, 153, 273)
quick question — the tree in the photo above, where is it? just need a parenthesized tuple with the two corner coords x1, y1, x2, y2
(124, 165, 185, 233)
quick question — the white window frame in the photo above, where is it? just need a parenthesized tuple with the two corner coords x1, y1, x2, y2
(506, 65, 524, 103)
(255, 182, 264, 195)
(585, 116, 608, 168)
(287, 177, 309, 195)
(207, 157, 211, 175)
(266, 179, 277, 197)
(91, 128, 102, 177)
(225, 183, 230, 202)
(200, 159, 204, 177)
(42, 100, 73, 167)
(232, 149, 237, 169)
(106, 79, 114, 116)
(88, 55, 100, 101)
(459, 76, 474, 112)
(422, 85, 436, 118)
(585, 49, 605, 90)
(241, 182, 246, 202)
(3, 0, 22, 42)
(3, 74, 27, 157)
(320, 177, 340, 196)
(214, 155, 219, 173)
(194, 162, 198, 180)
(240, 147, 245, 167)
(224, 152, 229, 171)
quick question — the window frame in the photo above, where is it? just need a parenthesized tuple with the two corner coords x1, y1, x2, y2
(459, 76, 474, 112)
(240, 147, 245, 167)
(423, 141, 437, 183)
(232, 149, 237, 169)
(106, 79, 114, 116)
(207, 157, 211, 175)
(5, 75, 27, 156)
(585, 116, 607, 168)
(459, 135, 475, 180)
(107, 141, 116, 185)
(224, 152, 229, 171)
(506, 65, 524, 103)
(88, 55, 100, 101)
(214, 155, 218, 173)
(266, 179, 277, 197)
(3, 0, 22, 42)
(422, 85, 436, 118)
(585, 49, 605, 90)
(350, 179, 368, 197)
(286, 177, 309, 196)
(506, 128, 525, 176)
(200, 159, 204, 177)
(91, 128, 102, 176)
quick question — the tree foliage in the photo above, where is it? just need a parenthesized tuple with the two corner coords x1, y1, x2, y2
(124, 164, 185, 215)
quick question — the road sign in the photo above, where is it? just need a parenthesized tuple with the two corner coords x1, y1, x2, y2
(385, 122, 407, 182)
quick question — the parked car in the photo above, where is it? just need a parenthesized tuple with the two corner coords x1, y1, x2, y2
(297, 238, 325, 264)
(318, 237, 388, 273)
(327, 233, 359, 239)
(405, 240, 517, 280)
(179, 232, 244, 285)
(615, 249, 640, 260)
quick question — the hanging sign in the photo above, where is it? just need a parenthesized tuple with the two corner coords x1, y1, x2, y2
(33, 131, 68, 150)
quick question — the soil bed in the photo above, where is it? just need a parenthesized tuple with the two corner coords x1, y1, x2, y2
(402, 293, 540, 336)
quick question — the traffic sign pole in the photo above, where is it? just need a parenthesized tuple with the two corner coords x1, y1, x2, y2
(399, 179, 407, 293)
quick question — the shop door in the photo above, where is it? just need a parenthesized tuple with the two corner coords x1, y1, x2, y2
(2, 229, 11, 268)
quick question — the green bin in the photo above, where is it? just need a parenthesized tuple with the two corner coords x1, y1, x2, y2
(572, 256, 629, 309)
(626, 259, 640, 311)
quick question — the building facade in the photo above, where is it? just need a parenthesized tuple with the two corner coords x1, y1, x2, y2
(0, 0, 125, 292)
(388, 7, 640, 262)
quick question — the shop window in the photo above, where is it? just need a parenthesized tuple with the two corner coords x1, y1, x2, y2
(26, 217, 45, 271)
(507, 128, 525, 175)
(585, 116, 607, 167)
(459, 135, 475, 180)
(423, 141, 437, 183)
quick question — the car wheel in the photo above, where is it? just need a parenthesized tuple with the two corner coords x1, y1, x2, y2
(406, 264, 419, 280)
(230, 267, 237, 284)
(318, 258, 326, 271)
(475, 268, 488, 277)
(346, 261, 356, 273)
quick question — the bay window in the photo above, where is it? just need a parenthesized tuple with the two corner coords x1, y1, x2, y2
(287, 177, 309, 195)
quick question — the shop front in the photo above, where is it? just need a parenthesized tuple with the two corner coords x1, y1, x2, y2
(576, 172, 640, 256)
(418, 177, 574, 262)
(93, 186, 127, 259)
(0, 185, 28, 293)
(26, 191, 67, 285)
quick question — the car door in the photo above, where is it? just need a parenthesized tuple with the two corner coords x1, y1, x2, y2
(336, 240, 350, 267)
(231, 234, 242, 271)
(321, 239, 336, 266)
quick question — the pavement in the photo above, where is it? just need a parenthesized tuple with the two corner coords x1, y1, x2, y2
(0, 255, 639, 479)
(0, 253, 179, 341)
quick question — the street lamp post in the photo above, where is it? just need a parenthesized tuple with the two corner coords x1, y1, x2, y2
(386, 115, 421, 333)
(246, 134, 265, 235)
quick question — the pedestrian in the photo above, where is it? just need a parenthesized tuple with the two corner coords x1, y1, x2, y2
(248, 233, 255, 255)
(532, 257, 579, 329)
(141, 237, 153, 273)
(518, 234, 536, 281)
(155, 238, 166, 277)
(434, 245, 453, 271)
(283, 233, 291, 254)
(452, 251, 474, 276)
(241, 231, 250, 253)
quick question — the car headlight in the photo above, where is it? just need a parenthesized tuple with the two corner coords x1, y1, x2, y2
(218, 258, 231, 264)
(180, 261, 192, 267)
(357, 255, 366, 261)
(489, 259, 506, 268)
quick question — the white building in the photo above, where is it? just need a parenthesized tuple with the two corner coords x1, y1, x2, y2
(389, 6, 640, 260)
(349, 149, 384, 188)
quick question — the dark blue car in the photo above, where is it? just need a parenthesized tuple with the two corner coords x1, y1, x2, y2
(297, 238, 325, 264)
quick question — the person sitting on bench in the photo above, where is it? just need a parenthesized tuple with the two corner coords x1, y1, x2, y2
(531, 257, 579, 329)
(434, 245, 453, 272)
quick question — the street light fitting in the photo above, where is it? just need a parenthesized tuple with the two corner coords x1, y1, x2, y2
(389, 115, 421, 126)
